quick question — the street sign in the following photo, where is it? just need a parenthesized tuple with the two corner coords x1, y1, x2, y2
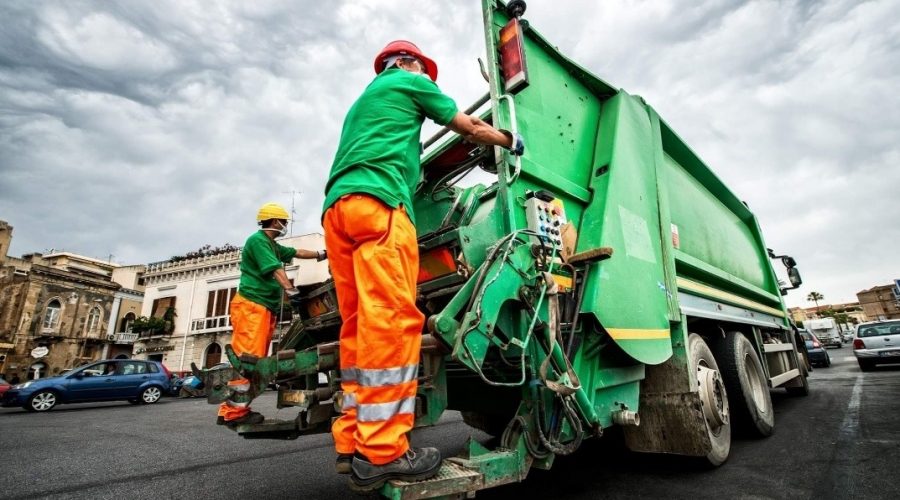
(31, 346, 49, 358)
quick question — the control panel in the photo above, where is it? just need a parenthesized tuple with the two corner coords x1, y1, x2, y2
(524, 195, 567, 248)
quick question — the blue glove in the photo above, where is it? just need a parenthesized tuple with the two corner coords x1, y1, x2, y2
(502, 131, 525, 156)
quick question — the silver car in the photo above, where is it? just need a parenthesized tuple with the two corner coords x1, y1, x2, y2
(853, 320, 900, 371)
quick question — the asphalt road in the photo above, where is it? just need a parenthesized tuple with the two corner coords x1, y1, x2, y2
(2, 350, 897, 500)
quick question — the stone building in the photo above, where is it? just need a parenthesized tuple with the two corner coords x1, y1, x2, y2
(0, 220, 145, 380)
(0, 252, 120, 380)
(132, 234, 328, 374)
(857, 282, 900, 321)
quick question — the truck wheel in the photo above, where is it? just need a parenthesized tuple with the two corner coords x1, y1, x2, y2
(711, 331, 775, 437)
(689, 334, 731, 466)
(785, 352, 810, 397)
(461, 411, 510, 437)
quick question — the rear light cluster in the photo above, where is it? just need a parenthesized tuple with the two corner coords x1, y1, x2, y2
(499, 18, 529, 93)
(853, 339, 866, 350)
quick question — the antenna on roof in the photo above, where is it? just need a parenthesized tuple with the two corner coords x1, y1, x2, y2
(282, 189, 301, 236)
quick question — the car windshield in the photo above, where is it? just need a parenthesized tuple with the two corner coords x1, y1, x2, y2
(799, 331, 811, 341)
(858, 321, 900, 338)
(0, 377, 7, 385)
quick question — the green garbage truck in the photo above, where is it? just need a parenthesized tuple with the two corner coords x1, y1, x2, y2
(195, 1, 809, 497)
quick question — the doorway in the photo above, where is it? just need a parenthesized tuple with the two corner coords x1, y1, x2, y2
(205, 343, 222, 368)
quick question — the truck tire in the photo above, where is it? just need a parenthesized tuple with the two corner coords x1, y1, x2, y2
(688, 334, 731, 466)
(711, 331, 775, 437)
(786, 354, 810, 396)
(461, 411, 510, 437)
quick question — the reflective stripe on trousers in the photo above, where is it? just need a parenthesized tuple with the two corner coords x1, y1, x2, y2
(341, 364, 418, 387)
(356, 397, 416, 422)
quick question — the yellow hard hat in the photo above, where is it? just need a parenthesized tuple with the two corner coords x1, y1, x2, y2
(256, 202, 290, 222)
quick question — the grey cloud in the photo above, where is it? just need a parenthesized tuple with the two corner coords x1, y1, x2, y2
(1, 1, 897, 307)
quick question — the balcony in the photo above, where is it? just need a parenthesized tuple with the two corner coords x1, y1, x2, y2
(191, 314, 232, 335)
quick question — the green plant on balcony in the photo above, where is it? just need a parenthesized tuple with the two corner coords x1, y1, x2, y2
(132, 316, 169, 335)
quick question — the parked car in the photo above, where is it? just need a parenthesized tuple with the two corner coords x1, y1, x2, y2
(853, 320, 900, 371)
(0, 377, 11, 398)
(1, 359, 172, 412)
(799, 330, 831, 367)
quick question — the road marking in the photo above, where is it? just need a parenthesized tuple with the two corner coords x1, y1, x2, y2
(840, 375, 862, 439)
(841, 357, 856, 362)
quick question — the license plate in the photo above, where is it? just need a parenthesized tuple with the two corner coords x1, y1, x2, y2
(881, 350, 900, 357)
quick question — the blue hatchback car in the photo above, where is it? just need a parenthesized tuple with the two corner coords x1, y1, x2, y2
(1, 359, 171, 412)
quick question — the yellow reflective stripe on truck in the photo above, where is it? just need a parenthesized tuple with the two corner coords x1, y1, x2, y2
(676, 277, 785, 318)
(606, 328, 671, 340)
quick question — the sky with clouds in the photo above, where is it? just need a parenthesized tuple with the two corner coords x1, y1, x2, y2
(1, 0, 897, 308)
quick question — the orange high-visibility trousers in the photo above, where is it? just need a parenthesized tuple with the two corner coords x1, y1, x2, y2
(324, 194, 424, 465)
(218, 293, 276, 421)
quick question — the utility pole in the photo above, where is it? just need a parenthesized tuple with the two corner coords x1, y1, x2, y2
(282, 190, 301, 236)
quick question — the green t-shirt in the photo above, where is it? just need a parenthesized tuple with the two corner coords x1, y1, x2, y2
(322, 68, 459, 225)
(238, 231, 296, 313)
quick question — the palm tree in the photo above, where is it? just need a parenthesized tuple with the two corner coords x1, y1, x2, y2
(807, 291, 824, 317)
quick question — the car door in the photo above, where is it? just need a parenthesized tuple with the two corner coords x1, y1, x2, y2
(118, 361, 152, 398)
(65, 362, 120, 402)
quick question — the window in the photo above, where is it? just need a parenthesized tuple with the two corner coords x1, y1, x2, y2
(150, 296, 176, 318)
(122, 361, 148, 375)
(86, 307, 101, 334)
(147, 363, 159, 373)
(42, 300, 61, 330)
(204, 287, 237, 329)
(121, 312, 136, 333)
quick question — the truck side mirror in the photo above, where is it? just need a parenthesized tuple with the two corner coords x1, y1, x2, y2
(788, 267, 802, 288)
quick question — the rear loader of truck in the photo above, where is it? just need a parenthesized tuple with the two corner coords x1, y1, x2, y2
(195, 1, 809, 497)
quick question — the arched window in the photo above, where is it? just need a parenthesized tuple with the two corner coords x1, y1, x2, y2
(121, 312, 136, 333)
(86, 307, 101, 334)
(42, 299, 61, 331)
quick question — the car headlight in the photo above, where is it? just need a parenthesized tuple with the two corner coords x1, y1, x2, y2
(14, 381, 33, 390)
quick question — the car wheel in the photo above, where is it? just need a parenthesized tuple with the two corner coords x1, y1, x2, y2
(139, 386, 163, 404)
(824, 355, 831, 367)
(689, 334, 731, 466)
(26, 390, 58, 412)
(711, 331, 775, 437)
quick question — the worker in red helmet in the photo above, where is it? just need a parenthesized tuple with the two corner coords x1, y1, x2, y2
(322, 40, 524, 489)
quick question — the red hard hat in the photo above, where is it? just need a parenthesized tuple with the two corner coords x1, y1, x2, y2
(373, 40, 438, 82)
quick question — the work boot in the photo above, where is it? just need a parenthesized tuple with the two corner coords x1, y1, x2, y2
(216, 416, 225, 425)
(335, 453, 353, 474)
(224, 411, 264, 428)
(350, 447, 441, 490)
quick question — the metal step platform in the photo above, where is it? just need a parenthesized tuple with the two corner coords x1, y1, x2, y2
(380, 460, 483, 500)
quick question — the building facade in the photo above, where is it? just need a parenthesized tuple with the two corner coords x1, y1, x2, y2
(0, 220, 146, 380)
(0, 253, 120, 380)
(131, 234, 328, 374)
(857, 283, 900, 321)
(789, 301, 867, 331)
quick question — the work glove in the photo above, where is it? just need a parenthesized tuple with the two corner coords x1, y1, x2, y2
(316, 249, 327, 262)
(286, 288, 303, 312)
(501, 130, 525, 156)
